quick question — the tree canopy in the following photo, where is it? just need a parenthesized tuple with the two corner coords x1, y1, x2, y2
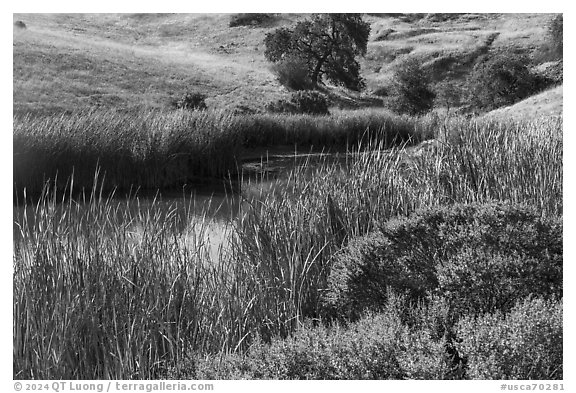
(264, 14, 371, 91)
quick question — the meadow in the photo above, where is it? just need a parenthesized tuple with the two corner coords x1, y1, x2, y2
(13, 13, 563, 380)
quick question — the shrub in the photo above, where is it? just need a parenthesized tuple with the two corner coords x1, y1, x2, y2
(270, 56, 313, 91)
(172, 92, 207, 111)
(229, 13, 274, 28)
(266, 91, 329, 115)
(193, 295, 451, 380)
(387, 57, 435, 115)
(466, 53, 541, 112)
(456, 297, 563, 379)
(436, 247, 562, 316)
(290, 91, 329, 115)
(265, 98, 297, 115)
(323, 202, 562, 321)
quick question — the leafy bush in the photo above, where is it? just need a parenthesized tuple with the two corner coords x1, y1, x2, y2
(466, 53, 541, 112)
(172, 92, 207, 111)
(436, 247, 562, 316)
(387, 57, 435, 115)
(270, 56, 313, 91)
(193, 295, 451, 379)
(229, 13, 274, 28)
(266, 91, 329, 115)
(265, 98, 297, 115)
(323, 202, 562, 321)
(290, 91, 329, 115)
(456, 297, 563, 379)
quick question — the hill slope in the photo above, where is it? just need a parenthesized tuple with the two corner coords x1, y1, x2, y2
(13, 13, 558, 114)
(484, 85, 563, 121)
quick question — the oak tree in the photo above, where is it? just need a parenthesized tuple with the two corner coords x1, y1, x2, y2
(264, 14, 371, 91)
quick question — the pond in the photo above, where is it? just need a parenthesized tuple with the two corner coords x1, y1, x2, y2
(13, 148, 354, 261)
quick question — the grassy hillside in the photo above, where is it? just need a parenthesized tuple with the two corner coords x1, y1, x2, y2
(13, 13, 559, 114)
(364, 13, 554, 89)
(13, 14, 290, 113)
(485, 85, 563, 120)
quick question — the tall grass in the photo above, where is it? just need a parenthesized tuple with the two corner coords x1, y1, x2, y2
(235, 108, 436, 148)
(13, 179, 226, 378)
(14, 108, 436, 202)
(13, 109, 242, 201)
(13, 114, 562, 379)
(228, 115, 562, 336)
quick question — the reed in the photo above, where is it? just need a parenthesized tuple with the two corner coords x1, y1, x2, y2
(14, 108, 437, 202)
(13, 114, 562, 379)
(227, 115, 562, 338)
(13, 109, 242, 201)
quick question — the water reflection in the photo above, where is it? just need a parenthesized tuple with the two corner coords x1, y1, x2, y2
(13, 149, 354, 260)
(13, 189, 241, 262)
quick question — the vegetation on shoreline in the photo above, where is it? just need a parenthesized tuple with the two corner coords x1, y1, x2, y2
(13, 115, 562, 379)
(14, 108, 437, 201)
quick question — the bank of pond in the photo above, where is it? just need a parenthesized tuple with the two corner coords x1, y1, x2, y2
(13, 111, 563, 379)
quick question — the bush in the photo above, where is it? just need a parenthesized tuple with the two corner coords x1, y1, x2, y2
(290, 91, 329, 115)
(172, 92, 207, 111)
(387, 57, 435, 115)
(265, 98, 297, 115)
(323, 202, 562, 321)
(466, 53, 541, 112)
(436, 247, 562, 316)
(271, 56, 313, 91)
(456, 297, 563, 379)
(193, 295, 451, 380)
(229, 13, 275, 28)
(266, 91, 329, 115)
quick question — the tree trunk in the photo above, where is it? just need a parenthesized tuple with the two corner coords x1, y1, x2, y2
(311, 61, 323, 86)
(311, 52, 330, 86)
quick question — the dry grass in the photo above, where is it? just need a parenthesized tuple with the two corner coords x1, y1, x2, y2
(363, 13, 555, 93)
(485, 86, 563, 121)
(13, 13, 558, 113)
(13, 14, 285, 114)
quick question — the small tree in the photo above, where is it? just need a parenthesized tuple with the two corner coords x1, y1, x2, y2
(388, 57, 435, 115)
(264, 14, 371, 91)
(466, 53, 538, 112)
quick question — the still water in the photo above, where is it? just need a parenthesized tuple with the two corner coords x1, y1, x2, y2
(13, 150, 353, 261)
